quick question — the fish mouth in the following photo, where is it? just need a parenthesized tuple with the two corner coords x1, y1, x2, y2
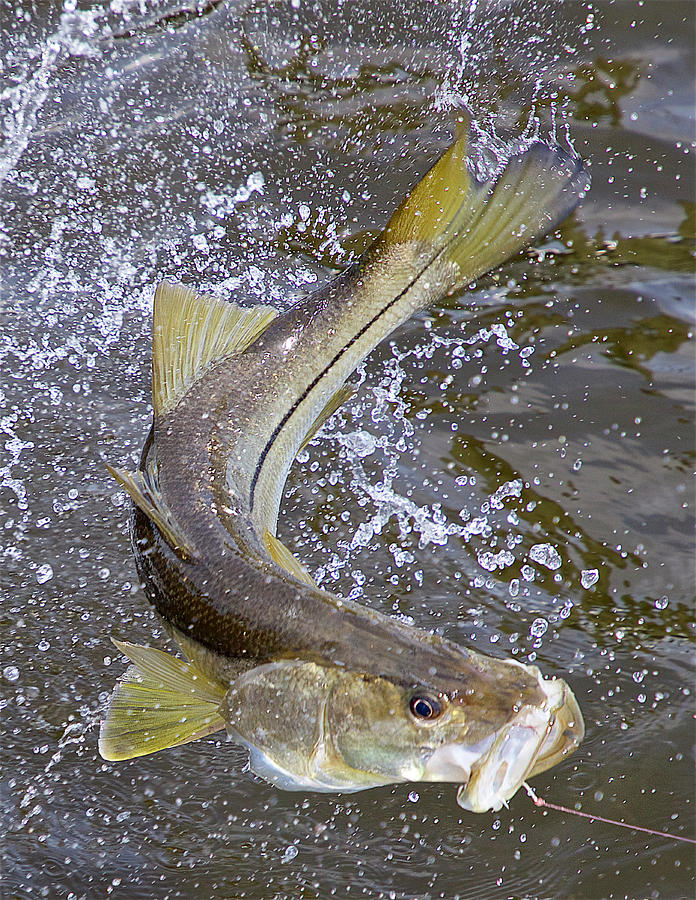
(424, 672, 584, 813)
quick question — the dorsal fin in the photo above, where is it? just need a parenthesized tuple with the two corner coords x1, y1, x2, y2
(152, 282, 278, 418)
(298, 384, 355, 454)
(106, 463, 195, 560)
(264, 531, 317, 587)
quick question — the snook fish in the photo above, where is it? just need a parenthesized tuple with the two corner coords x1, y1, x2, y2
(100, 127, 589, 812)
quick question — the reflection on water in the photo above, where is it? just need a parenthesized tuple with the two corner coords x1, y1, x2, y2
(568, 56, 641, 126)
(516, 55, 642, 129)
(2, 0, 694, 897)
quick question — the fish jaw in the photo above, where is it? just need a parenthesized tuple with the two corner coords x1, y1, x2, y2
(422, 670, 583, 813)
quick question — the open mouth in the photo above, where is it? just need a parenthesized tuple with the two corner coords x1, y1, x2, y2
(423, 673, 584, 813)
(459, 676, 584, 813)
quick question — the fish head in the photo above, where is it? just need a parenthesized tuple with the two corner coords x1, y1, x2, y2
(221, 646, 583, 811)
(324, 651, 583, 812)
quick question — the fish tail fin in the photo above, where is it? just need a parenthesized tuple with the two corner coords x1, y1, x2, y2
(98, 639, 226, 761)
(376, 126, 590, 293)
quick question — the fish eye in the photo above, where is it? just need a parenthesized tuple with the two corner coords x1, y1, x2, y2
(409, 695, 443, 720)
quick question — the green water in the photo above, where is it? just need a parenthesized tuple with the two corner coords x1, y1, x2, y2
(1, 1, 694, 898)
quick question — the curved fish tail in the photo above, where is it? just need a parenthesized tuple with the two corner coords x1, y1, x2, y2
(375, 126, 590, 295)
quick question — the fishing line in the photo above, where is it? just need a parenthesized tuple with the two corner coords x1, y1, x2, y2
(523, 782, 696, 845)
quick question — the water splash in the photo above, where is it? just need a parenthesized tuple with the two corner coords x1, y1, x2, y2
(306, 323, 554, 600)
(17, 705, 101, 831)
(433, 0, 587, 174)
(0, 0, 112, 184)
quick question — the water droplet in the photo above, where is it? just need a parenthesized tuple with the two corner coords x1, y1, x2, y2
(3, 665, 20, 682)
(529, 543, 561, 570)
(38, 639, 50, 652)
(581, 569, 599, 589)
(655, 595, 668, 610)
(36, 564, 53, 584)
(559, 600, 573, 620)
(530, 617, 548, 638)
(342, 430, 377, 458)
(280, 845, 298, 864)
(408, 791, 419, 802)
(521, 564, 536, 582)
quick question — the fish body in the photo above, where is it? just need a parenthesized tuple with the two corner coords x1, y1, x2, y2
(100, 128, 589, 812)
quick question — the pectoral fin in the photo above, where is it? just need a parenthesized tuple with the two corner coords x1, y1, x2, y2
(222, 661, 389, 792)
(98, 640, 227, 761)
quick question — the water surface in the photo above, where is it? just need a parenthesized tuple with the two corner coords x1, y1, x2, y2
(1, 1, 694, 898)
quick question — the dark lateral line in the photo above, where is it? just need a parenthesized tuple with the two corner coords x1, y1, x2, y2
(247, 148, 584, 514)
(248, 247, 446, 512)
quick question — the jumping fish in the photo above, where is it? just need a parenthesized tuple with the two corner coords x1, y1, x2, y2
(99, 125, 589, 812)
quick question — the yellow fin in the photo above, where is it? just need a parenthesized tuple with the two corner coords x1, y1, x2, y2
(377, 129, 590, 293)
(152, 281, 278, 417)
(98, 640, 227, 761)
(298, 383, 355, 454)
(264, 531, 317, 587)
(105, 463, 194, 559)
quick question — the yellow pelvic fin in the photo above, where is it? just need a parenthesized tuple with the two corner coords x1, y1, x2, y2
(264, 531, 317, 587)
(376, 128, 590, 293)
(106, 463, 194, 559)
(152, 281, 278, 418)
(98, 640, 227, 762)
(298, 383, 355, 454)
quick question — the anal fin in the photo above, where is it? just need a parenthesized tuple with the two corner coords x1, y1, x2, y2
(298, 384, 355, 454)
(264, 531, 317, 587)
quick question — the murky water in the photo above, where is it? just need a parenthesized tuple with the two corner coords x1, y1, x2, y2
(2, 1, 694, 898)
